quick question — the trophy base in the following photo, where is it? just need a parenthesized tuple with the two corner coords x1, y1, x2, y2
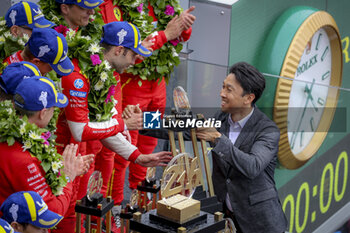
(75, 196, 114, 217)
(137, 179, 160, 193)
(120, 205, 139, 220)
(130, 209, 225, 233)
(150, 211, 207, 228)
(192, 186, 223, 214)
(157, 194, 200, 224)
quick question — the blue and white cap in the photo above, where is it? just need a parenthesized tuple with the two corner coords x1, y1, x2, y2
(55, 0, 103, 10)
(0, 61, 41, 95)
(101, 21, 152, 57)
(14, 76, 68, 111)
(5, 1, 54, 29)
(0, 191, 63, 229)
(28, 28, 74, 76)
(0, 218, 19, 233)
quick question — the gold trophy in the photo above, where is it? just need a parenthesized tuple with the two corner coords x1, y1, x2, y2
(75, 171, 114, 233)
(129, 153, 225, 232)
(129, 86, 225, 232)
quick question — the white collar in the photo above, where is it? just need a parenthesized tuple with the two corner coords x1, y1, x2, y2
(228, 107, 254, 129)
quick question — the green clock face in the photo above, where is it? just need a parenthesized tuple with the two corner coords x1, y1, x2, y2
(288, 28, 332, 155)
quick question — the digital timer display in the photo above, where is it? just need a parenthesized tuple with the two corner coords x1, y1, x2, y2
(278, 134, 350, 232)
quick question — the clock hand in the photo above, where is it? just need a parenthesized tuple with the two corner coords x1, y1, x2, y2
(290, 80, 316, 149)
(304, 79, 318, 111)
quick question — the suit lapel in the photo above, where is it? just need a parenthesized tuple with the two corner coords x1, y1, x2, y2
(219, 113, 230, 137)
(234, 108, 261, 148)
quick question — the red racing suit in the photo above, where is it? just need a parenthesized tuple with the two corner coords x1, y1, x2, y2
(99, 0, 192, 205)
(0, 142, 72, 217)
(54, 59, 141, 232)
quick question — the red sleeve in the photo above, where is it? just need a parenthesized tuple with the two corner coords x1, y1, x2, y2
(0, 142, 72, 216)
(135, 31, 168, 64)
(149, 27, 192, 50)
(179, 27, 192, 42)
(134, 27, 192, 64)
(61, 69, 124, 142)
(150, 31, 168, 51)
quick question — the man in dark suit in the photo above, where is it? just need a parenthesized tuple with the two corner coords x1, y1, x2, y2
(141, 62, 287, 232)
(196, 62, 287, 232)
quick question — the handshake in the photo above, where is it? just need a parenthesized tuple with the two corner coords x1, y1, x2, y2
(122, 104, 144, 130)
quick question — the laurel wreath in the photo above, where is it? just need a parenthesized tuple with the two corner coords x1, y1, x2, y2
(114, 0, 184, 83)
(39, 0, 117, 121)
(0, 101, 67, 195)
(0, 17, 28, 73)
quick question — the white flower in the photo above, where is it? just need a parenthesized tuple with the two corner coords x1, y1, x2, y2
(0, 36, 5, 42)
(100, 72, 108, 82)
(22, 141, 31, 151)
(55, 187, 64, 196)
(22, 33, 29, 42)
(18, 39, 25, 46)
(102, 60, 111, 71)
(90, 15, 96, 20)
(81, 35, 91, 41)
(66, 29, 76, 39)
(141, 21, 147, 28)
(112, 98, 118, 106)
(50, 13, 59, 23)
(3, 32, 11, 38)
(29, 131, 41, 140)
(87, 42, 101, 54)
(131, 0, 140, 7)
(94, 80, 104, 91)
(96, 114, 101, 120)
(0, 20, 6, 26)
(172, 47, 178, 57)
(51, 161, 62, 173)
(19, 123, 26, 135)
(6, 108, 12, 114)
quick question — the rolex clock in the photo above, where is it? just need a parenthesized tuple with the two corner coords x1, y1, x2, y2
(258, 6, 343, 169)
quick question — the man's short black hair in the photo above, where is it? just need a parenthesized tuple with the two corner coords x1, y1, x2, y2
(0, 77, 12, 101)
(100, 42, 114, 53)
(229, 62, 265, 105)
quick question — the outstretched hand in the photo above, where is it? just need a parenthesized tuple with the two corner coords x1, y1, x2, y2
(135, 151, 173, 167)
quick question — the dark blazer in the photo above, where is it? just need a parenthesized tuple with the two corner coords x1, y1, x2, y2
(210, 108, 287, 233)
(142, 107, 287, 233)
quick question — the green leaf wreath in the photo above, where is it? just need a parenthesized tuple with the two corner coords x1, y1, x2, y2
(115, 0, 184, 83)
(40, 0, 117, 121)
(0, 101, 68, 195)
(40, 0, 185, 120)
(0, 17, 29, 73)
(0, 16, 65, 194)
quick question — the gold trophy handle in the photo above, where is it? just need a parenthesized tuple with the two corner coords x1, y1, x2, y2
(197, 114, 215, 197)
